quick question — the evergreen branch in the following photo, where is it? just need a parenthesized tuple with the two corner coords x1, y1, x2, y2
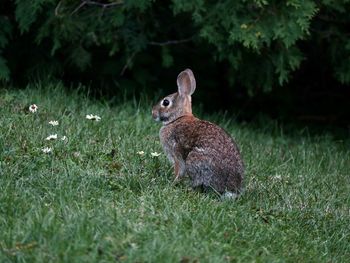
(119, 36, 194, 75)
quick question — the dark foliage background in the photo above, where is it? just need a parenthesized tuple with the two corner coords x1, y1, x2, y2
(1, 0, 350, 126)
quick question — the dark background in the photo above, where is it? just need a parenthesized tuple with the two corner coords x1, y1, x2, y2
(1, 0, 350, 131)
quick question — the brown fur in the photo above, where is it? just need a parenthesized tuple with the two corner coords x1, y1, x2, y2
(152, 69, 244, 194)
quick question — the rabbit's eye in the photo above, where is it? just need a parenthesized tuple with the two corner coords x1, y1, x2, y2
(162, 99, 170, 107)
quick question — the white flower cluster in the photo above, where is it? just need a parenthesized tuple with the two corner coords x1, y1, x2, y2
(29, 103, 70, 154)
(137, 151, 161, 157)
(86, 114, 101, 121)
(30, 104, 105, 154)
(49, 120, 59, 126)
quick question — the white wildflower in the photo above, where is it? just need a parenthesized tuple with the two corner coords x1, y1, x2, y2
(42, 147, 52, 153)
(151, 152, 161, 157)
(272, 175, 283, 181)
(86, 114, 101, 121)
(61, 136, 67, 141)
(29, 104, 38, 113)
(130, 243, 138, 249)
(49, 120, 59, 126)
(137, 151, 145, 156)
(45, 134, 58, 141)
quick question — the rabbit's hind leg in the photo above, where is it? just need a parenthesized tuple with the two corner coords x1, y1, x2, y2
(185, 151, 216, 190)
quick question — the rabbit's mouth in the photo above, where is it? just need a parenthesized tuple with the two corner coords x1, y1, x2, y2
(152, 115, 160, 122)
(159, 116, 169, 122)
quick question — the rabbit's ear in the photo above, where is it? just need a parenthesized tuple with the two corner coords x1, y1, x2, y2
(177, 69, 196, 96)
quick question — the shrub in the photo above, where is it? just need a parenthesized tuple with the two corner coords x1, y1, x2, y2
(1, 0, 350, 94)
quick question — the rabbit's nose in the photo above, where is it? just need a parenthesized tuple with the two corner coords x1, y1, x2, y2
(152, 109, 161, 122)
(152, 109, 158, 120)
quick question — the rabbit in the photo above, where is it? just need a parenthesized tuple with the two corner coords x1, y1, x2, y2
(152, 69, 244, 198)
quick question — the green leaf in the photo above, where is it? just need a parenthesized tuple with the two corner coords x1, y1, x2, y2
(68, 46, 92, 71)
(161, 47, 174, 68)
(15, 0, 51, 33)
(0, 57, 10, 81)
(0, 17, 12, 49)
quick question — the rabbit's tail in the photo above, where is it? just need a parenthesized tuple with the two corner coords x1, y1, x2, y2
(221, 191, 240, 201)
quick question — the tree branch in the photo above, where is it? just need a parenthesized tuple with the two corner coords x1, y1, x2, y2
(119, 36, 194, 75)
(71, 2, 87, 15)
(55, 0, 64, 17)
(120, 51, 137, 76)
(70, 0, 124, 15)
(84, 0, 124, 8)
(148, 36, 194, 46)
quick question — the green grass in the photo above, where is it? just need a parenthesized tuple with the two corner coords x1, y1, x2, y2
(1, 83, 349, 262)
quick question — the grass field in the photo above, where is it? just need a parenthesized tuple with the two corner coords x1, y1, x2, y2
(1, 83, 350, 262)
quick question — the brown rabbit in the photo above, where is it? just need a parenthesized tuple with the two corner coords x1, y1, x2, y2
(152, 69, 244, 198)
